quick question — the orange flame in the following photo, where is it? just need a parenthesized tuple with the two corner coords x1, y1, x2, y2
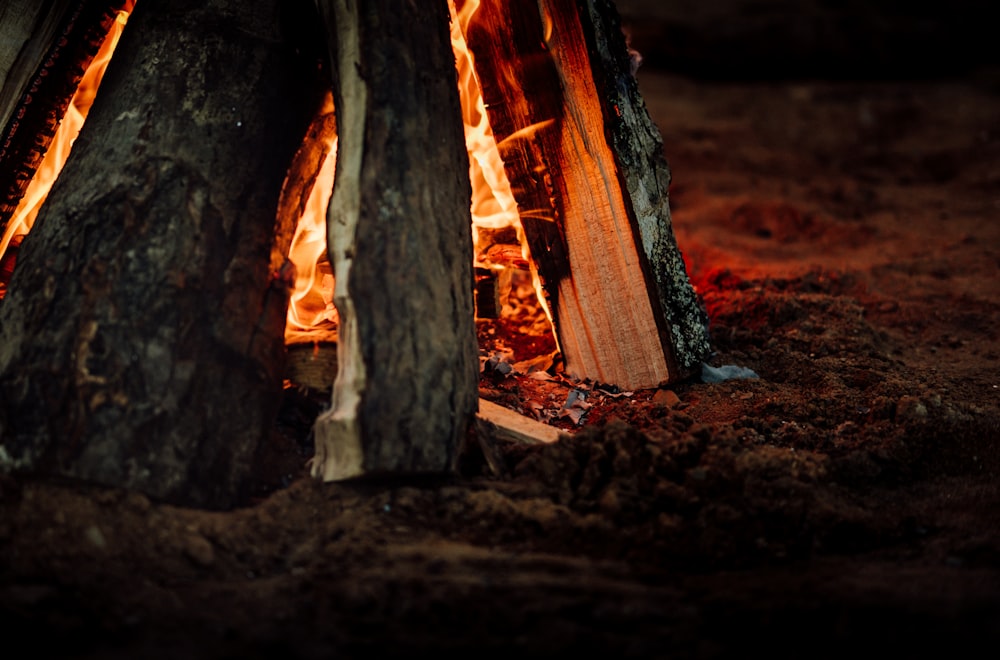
(449, 0, 554, 326)
(284, 94, 339, 343)
(0, 7, 133, 265)
(450, 1, 551, 269)
(449, 0, 522, 254)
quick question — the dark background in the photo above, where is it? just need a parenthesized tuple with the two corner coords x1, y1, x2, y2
(616, 0, 997, 80)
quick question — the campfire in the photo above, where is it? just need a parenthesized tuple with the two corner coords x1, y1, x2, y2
(0, 0, 709, 508)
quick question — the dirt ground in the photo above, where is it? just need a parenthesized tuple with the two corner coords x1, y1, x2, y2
(2, 3, 999, 658)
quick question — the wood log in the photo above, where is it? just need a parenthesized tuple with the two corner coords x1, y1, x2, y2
(457, 0, 710, 389)
(285, 342, 338, 393)
(275, 93, 337, 293)
(309, 0, 480, 481)
(0, 0, 325, 508)
(474, 266, 514, 319)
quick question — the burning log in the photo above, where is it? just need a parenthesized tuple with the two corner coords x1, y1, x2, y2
(0, 0, 324, 508)
(0, 0, 132, 236)
(456, 0, 710, 389)
(308, 0, 480, 481)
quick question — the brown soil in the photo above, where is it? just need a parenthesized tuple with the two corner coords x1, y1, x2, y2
(2, 6, 999, 659)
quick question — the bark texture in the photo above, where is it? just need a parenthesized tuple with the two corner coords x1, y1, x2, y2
(0, 0, 324, 508)
(310, 0, 479, 481)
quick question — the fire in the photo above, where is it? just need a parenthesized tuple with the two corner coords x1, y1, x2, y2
(450, 0, 553, 324)
(283, 94, 339, 344)
(449, 0, 523, 258)
(0, 5, 133, 288)
(2, 0, 553, 348)
(285, 0, 553, 341)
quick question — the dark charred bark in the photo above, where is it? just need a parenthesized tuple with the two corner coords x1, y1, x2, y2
(310, 0, 479, 481)
(0, 0, 325, 508)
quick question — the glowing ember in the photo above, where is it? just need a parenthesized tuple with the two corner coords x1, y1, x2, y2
(0, 5, 133, 290)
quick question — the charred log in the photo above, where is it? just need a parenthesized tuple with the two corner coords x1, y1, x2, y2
(309, 0, 479, 481)
(0, 0, 132, 236)
(0, 0, 325, 508)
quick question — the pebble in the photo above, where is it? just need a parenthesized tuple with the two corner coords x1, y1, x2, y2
(183, 534, 215, 567)
(85, 525, 107, 550)
(896, 395, 928, 423)
(653, 389, 681, 408)
(877, 301, 899, 313)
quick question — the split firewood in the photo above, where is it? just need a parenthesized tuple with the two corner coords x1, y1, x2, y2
(455, 0, 711, 389)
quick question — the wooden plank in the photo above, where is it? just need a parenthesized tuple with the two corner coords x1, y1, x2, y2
(469, 397, 565, 477)
(310, 0, 479, 481)
(456, 0, 710, 389)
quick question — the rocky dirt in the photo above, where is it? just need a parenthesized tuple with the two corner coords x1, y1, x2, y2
(2, 3, 999, 658)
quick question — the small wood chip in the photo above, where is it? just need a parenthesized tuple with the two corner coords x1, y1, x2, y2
(476, 398, 565, 446)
